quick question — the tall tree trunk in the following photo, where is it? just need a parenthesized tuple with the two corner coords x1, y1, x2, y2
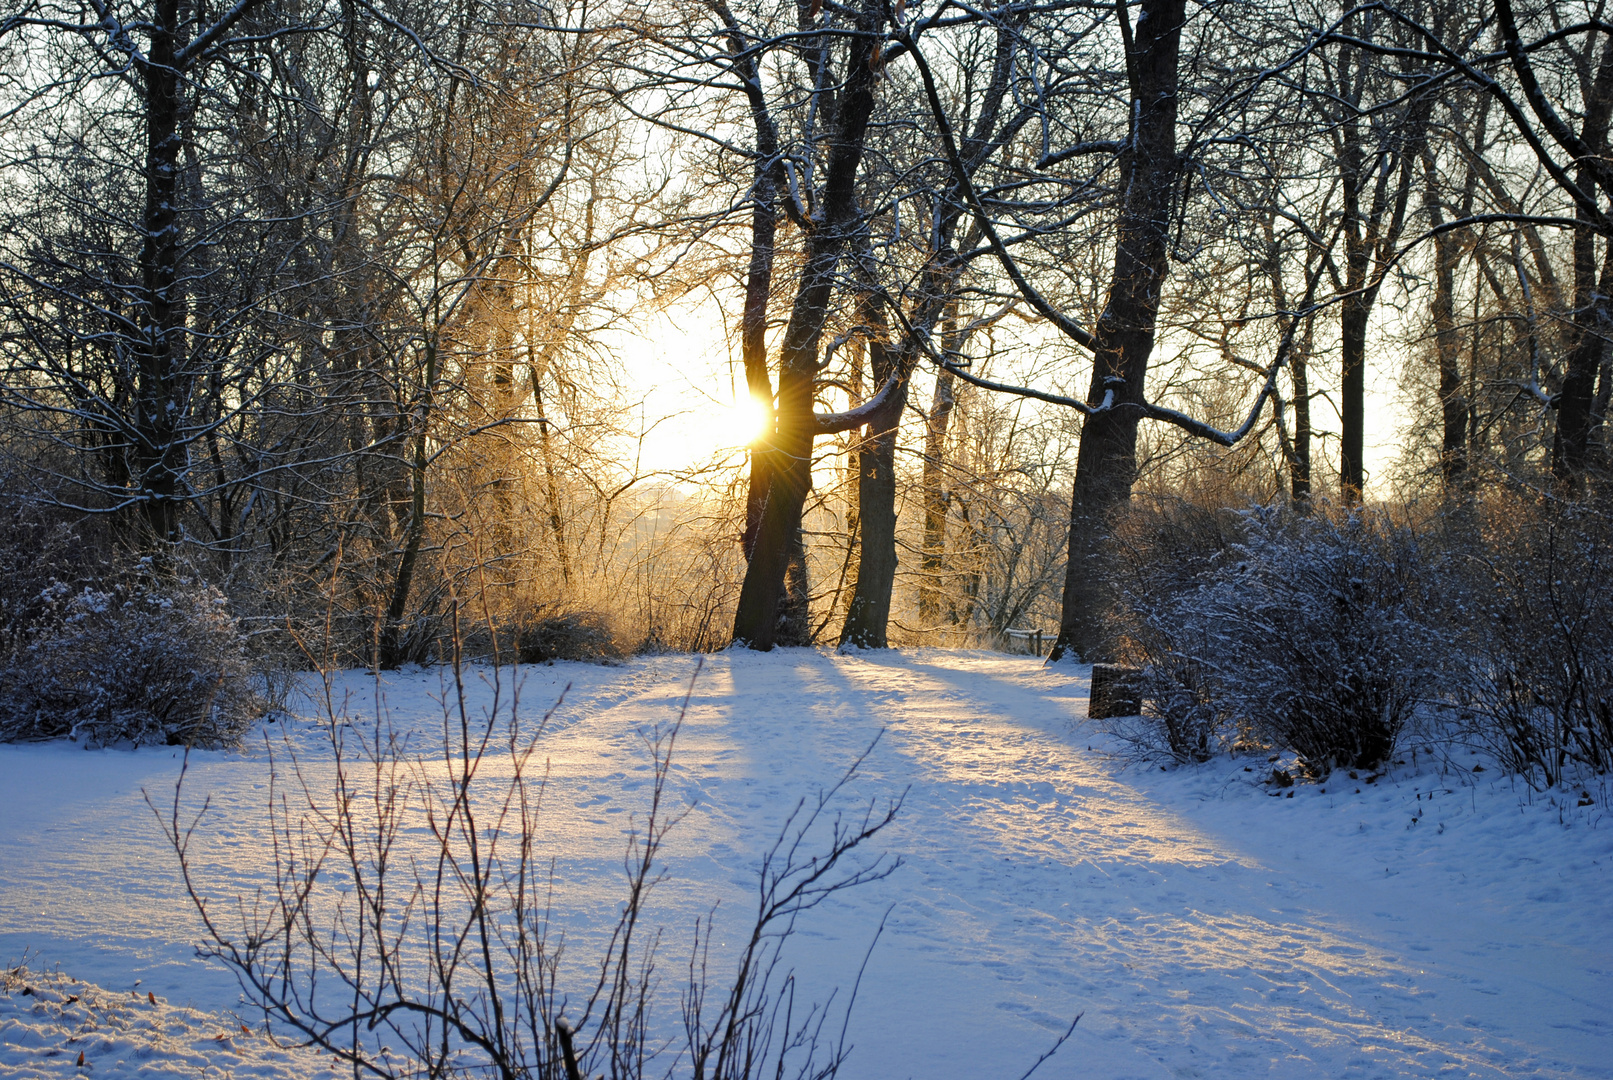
(1331, 30, 1430, 503)
(839, 305, 906, 648)
(918, 333, 958, 625)
(1551, 189, 1613, 485)
(1266, 218, 1313, 504)
(836, 9, 1013, 648)
(1049, 0, 1186, 662)
(379, 340, 437, 668)
(1337, 76, 1373, 503)
(1339, 283, 1370, 501)
(740, 180, 780, 561)
(1423, 162, 1469, 487)
(731, 10, 879, 649)
(133, 0, 189, 546)
(1290, 317, 1314, 502)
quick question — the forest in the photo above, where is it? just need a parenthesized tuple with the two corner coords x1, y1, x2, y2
(1, 0, 1612, 777)
(3, 3, 1613, 1076)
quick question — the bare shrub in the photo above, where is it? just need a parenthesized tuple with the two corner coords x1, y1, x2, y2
(0, 569, 261, 747)
(153, 650, 915, 1080)
(1105, 496, 1247, 760)
(1438, 493, 1613, 788)
(515, 608, 625, 663)
(1109, 503, 1434, 771)
(1211, 510, 1431, 772)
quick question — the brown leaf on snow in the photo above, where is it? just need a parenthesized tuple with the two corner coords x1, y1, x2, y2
(77, 1050, 86, 1067)
(147, 992, 156, 1004)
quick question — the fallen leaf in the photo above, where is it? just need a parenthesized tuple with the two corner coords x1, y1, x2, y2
(147, 992, 156, 1005)
(77, 1051, 86, 1067)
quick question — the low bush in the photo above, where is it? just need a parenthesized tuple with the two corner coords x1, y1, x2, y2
(0, 569, 261, 747)
(1437, 494, 1613, 788)
(1107, 497, 1246, 760)
(515, 608, 624, 664)
(1111, 504, 1436, 772)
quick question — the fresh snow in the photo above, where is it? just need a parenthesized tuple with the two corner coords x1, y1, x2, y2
(2, 649, 1610, 1078)
(0, 967, 342, 1079)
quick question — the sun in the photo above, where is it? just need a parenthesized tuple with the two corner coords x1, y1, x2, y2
(721, 395, 773, 448)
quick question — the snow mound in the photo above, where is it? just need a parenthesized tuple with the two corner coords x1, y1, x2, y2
(0, 967, 339, 1079)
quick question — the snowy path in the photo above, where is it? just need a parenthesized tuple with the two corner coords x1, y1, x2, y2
(2, 650, 1610, 1079)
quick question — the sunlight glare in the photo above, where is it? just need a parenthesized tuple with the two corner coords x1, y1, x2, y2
(720, 395, 771, 450)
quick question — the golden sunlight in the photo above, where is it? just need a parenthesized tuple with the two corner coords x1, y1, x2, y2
(722, 395, 772, 449)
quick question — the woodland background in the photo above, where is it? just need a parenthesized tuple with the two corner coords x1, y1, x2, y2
(2, 0, 1612, 780)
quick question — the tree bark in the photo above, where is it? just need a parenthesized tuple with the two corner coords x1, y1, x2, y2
(838, 304, 905, 648)
(1422, 157, 1469, 487)
(731, 8, 880, 650)
(1290, 317, 1315, 502)
(1330, 28, 1431, 503)
(740, 149, 781, 563)
(133, 0, 190, 545)
(1550, 73, 1613, 485)
(918, 337, 958, 625)
(1049, 0, 1186, 662)
(379, 339, 437, 669)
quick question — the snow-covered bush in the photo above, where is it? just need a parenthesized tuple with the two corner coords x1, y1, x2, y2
(1113, 505, 1435, 772)
(515, 608, 624, 663)
(0, 571, 260, 747)
(1438, 496, 1613, 788)
(1106, 496, 1248, 760)
(1204, 510, 1432, 771)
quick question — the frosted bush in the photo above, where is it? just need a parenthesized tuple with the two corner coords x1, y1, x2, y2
(515, 608, 623, 663)
(1106, 497, 1246, 761)
(1191, 510, 1432, 772)
(1113, 505, 1435, 772)
(1439, 498, 1613, 788)
(0, 573, 260, 747)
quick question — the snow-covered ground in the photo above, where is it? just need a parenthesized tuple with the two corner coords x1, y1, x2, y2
(0, 967, 342, 1079)
(2, 649, 1609, 1079)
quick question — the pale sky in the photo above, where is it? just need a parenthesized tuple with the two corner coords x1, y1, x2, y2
(614, 305, 1406, 499)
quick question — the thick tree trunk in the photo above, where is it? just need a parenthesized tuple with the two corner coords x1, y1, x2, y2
(839, 322, 907, 648)
(1551, 262, 1613, 484)
(1551, 182, 1613, 485)
(1049, 0, 1185, 663)
(731, 12, 879, 650)
(1339, 286, 1370, 501)
(133, 0, 189, 546)
(741, 187, 780, 562)
(918, 363, 958, 624)
(1337, 97, 1373, 504)
(1428, 226, 1468, 488)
